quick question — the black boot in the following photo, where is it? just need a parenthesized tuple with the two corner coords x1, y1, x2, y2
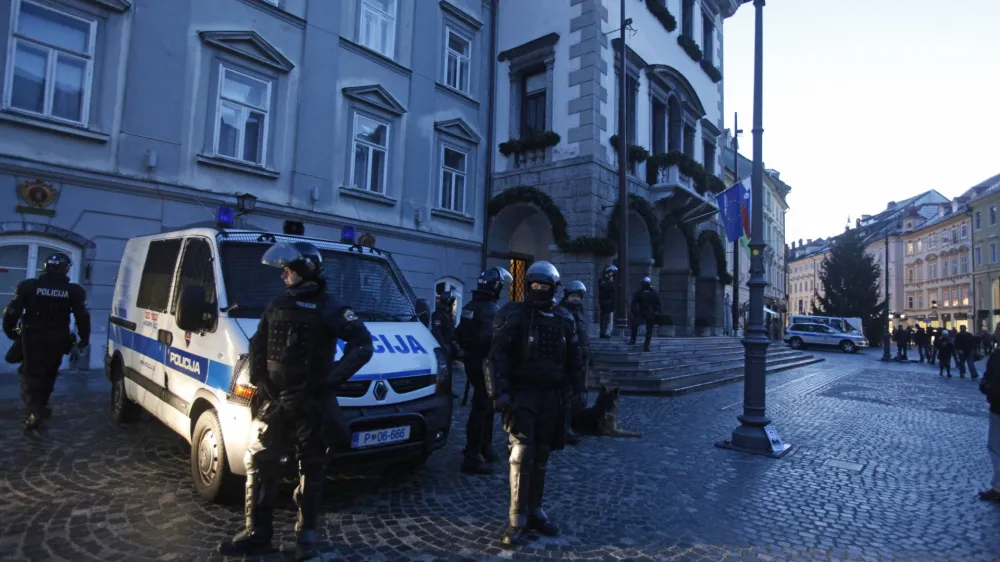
(218, 467, 274, 555)
(502, 445, 531, 548)
(294, 459, 325, 560)
(461, 454, 494, 475)
(481, 447, 499, 464)
(564, 408, 580, 446)
(527, 449, 559, 537)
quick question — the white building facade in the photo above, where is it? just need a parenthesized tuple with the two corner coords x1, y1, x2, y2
(487, 0, 744, 335)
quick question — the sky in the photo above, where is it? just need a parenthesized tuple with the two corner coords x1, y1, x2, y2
(723, 0, 1000, 245)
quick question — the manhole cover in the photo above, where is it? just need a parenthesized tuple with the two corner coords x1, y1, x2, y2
(822, 459, 865, 472)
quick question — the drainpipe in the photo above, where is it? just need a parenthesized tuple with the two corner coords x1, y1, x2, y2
(480, 0, 499, 272)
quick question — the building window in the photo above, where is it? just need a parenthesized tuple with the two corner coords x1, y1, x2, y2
(350, 114, 389, 193)
(681, 0, 694, 36)
(214, 68, 271, 165)
(907, 295, 913, 309)
(929, 263, 936, 280)
(702, 14, 714, 63)
(906, 268, 914, 283)
(929, 235, 937, 250)
(703, 140, 716, 174)
(444, 29, 471, 94)
(992, 243, 997, 264)
(439, 146, 467, 213)
(942, 259, 948, 276)
(519, 71, 548, 137)
(360, 0, 396, 58)
(975, 212, 982, 230)
(960, 254, 969, 274)
(952, 259, 958, 276)
(976, 247, 983, 266)
(952, 226, 958, 242)
(992, 206, 997, 226)
(943, 288, 950, 307)
(961, 286, 969, 306)
(918, 293, 924, 308)
(4, 0, 97, 125)
(906, 242, 914, 256)
(961, 223, 968, 238)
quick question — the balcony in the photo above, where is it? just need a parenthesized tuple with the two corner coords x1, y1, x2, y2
(508, 147, 549, 169)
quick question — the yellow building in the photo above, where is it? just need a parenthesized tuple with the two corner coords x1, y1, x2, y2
(900, 204, 973, 330)
(787, 241, 828, 315)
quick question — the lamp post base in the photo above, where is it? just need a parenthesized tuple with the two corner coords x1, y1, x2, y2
(715, 414, 793, 458)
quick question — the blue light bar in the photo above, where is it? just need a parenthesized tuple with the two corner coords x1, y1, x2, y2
(216, 205, 235, 227)
(341, 225, 356, 243)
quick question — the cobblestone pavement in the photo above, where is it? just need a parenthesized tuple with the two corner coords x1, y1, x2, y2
(1, 350, 998, 562)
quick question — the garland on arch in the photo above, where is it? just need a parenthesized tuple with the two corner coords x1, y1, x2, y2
(607, 193, 664, 267)
(697, 229, 733, 285)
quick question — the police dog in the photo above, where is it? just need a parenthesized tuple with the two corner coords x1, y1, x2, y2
(571, 386, 642, 438)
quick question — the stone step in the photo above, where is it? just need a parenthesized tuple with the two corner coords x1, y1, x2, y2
(588, 352, 811, 388)
(592, 349, 805, 372)
(591, 341, 746, 356)
(587, 353, 825, 396)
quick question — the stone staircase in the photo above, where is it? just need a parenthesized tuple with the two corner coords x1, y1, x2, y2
(586, 336, 824, 396)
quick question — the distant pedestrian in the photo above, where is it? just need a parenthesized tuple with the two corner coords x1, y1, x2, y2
(598, 265, 617, 338)
(979, 348, 1000, 502)
(937, 330, 955, 378)
(955, 325, 979, 379)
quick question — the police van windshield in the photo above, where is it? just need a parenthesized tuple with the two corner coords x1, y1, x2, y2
(219, 242, 416, 321)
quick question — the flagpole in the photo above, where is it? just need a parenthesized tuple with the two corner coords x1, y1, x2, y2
(732, 112, 740, 337)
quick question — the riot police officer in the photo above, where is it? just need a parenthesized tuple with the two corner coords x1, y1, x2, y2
(218, 242, 374, 560)
(456, 266, 512, 475)
(598, 265, 617, 338)
(629, 276, 662, 352)
(2, 253, 89, 429)
(483, 261, 581, 547)
(431, 289, 460, 385)
(557, 281, 590, 446)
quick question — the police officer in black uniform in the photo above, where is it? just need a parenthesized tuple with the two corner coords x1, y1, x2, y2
(557, 281, 590, 446)
(628, 276, 662, 352)
(3, 253, 89, 429)
(483, 261, 581, 547)
(456, 267, 512, 475)
(218, 242, 374, 560)
(431, 289, 459, 384)
(598, 265, 617, 338)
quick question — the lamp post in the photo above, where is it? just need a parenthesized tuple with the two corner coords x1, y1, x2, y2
(716, 0, 790, 458)
(880, 219, 900, 361)
(614, 0, 631, 339)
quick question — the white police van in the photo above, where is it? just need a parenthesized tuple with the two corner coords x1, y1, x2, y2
(104, 226, 451, 502)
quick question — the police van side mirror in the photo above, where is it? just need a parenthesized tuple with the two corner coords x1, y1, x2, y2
(176, 285, 217, 333)
(415, 298, 431, 327)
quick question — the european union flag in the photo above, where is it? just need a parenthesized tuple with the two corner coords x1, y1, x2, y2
(715, 178, 751, 243)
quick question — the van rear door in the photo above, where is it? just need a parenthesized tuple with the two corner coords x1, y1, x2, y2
(133, 238, 183, 415)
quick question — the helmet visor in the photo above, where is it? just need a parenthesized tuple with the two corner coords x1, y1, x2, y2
(497, 267, 514, 284)
(261, 243, 303, 270)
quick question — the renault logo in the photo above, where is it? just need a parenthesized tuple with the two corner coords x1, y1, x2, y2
(373, 380, 388, 401)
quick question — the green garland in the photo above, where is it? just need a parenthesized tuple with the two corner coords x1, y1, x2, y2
(646, 151, 727, 195)
(487, 186, 617, 257)
(699, 59, 722, 83)
(609, 135, 650, 165)
(607, 194, 664, 267)
(697, 230, 733, 285)
(498, 131, 561, 156)
(645, 0, 677, 32)
(677, 35, 703, 62)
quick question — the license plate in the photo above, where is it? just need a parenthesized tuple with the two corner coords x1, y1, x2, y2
(351, 425, 411, 449)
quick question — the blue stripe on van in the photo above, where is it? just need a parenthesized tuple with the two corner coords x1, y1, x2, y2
(108, 326, 233, 392)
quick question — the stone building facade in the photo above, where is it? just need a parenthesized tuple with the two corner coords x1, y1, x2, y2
(486, 0, 744, 336)
(900, 205, 973, 331)
(964, 173, 1000, 331)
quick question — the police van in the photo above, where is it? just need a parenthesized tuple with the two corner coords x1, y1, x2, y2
(104, 226, 451, 502)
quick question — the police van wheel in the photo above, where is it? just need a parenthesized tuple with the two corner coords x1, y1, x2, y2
(111, 369, 141, 424)
(191, 409, 239, 503)
(840, 340, 857, 354)
(789, 337, 804, 350)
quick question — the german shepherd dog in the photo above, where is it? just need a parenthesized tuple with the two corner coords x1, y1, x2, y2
(570, 386, 642, 438)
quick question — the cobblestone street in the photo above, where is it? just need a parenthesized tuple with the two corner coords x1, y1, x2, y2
(0, 350, 998, 562)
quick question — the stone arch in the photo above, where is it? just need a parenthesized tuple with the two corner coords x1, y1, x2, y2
(486, 203, 555, 302)
(661, 225, 690, 271)
(694, 230, 726, 334)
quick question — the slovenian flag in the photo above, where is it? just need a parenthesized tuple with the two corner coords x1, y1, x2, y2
(715, 177, 752, 258)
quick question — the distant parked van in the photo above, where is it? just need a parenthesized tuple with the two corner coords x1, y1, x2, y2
(105, 227, 451, 502)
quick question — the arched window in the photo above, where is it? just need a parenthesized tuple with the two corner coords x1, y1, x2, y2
(434, 276, 464, 326)
(0, 236, 83, 372)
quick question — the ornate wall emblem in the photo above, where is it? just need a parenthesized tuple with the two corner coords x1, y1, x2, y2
(17, 179, 60, 208)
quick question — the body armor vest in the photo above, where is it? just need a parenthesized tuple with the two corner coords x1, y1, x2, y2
(508, 308, 567, 387)
(22, 275, 75, 349)
(264, 297, 335, 390)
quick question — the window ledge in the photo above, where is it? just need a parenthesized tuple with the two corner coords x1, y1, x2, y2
(235, 0, 306, 28)
(435, 82, 479, 109)
(0, 110, 109, 143)
(339, 186, 397, 206)
(196, 154, 280, 179)
(338, 37, 412, 78)
(432, 208, 475, 224)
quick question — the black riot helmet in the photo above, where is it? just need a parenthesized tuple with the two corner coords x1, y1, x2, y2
(524, 261, 560, 308)
(477, 266, 514, 297)
(640, 276, 652, 288)
(261, 241, 324, 280)
(564, 280, 586, 298)
(437, 289, 458, 309)
(603, 264, 618, 278)
(43, 252, 72, 276)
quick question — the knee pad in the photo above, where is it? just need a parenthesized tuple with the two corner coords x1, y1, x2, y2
(509, 443, 533, 467)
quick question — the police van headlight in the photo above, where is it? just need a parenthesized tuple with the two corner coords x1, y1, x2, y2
(434, 347, 450, 394)
(226, 354, 257, 406)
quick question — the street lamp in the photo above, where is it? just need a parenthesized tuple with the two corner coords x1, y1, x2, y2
(614, 0, 631, 339)
(880, 217, 901, 361)
(236, 192, 258, 216)
(716, 0, 790, 458)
